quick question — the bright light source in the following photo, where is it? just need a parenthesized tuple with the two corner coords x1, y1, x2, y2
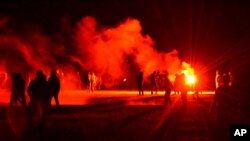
(182, 68, 196, 85)
(186, 75, 196, 85)
(123, 78, 127, 82)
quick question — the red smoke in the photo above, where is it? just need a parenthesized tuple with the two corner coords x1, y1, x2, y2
(0, 16, 188, 90)
(0, 17, 75, 89)
(75, 16, 183, 85)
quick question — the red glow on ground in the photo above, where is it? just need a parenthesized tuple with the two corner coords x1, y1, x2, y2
(0, 90, 215, 106)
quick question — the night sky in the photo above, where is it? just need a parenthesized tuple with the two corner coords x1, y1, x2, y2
(1, 0, 250, 82)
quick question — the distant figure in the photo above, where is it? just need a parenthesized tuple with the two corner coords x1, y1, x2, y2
(192, 76, 199, 99)
(193, 90, 199, 99)
(228, 71, 233, 87)
(95, 76, 102, 90)
(9, 73, 27, 108)
(174, 74, 181, 94)
(179, 73, 188, 105)
(155, 70, 160, 90)
(137, 71, 144, 96)
(88, 71, 96, 92)
(48, 70, 61, 107)
(164, 71, 173, 105)
(27, 70, 49, 129)
(150, 71, 157, 95)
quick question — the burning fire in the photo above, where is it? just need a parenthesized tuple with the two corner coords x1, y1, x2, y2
(181, 62, 196, 85)
(185, 73, 196, 85)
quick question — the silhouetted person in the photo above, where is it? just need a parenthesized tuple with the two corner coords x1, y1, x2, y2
(215, 70, 223, 89)
(95, 76, 102, 90)
(150, 71, 157, 95)
(137, 71, 144, 96)
(179, 73, 188, 105)
(164, 71, 173, 105)
(155, 70, 160, 90)
(9, 73, 27, 108)
(88, 71, 96, 92)
(27, 70, 49, 130)
(174, 74, 181, 94)
(193, 90, 199, 99)
(192, 77, 199, 99)
(48, 70, 61, 107)
(210, 72, 232, 140)
(211, 73, 231, 112)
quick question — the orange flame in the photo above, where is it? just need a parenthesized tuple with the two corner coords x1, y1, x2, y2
(181, 62, 196, 85)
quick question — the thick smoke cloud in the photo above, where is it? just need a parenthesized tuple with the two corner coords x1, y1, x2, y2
(0, 17, 75, 89)
(75, 16, 183, 86)
(0, 16, 187, 89)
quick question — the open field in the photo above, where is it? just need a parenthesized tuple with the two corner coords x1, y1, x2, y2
(0, 90, 249, 141)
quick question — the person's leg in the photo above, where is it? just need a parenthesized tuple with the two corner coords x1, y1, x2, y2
(19, 95, 27, 109)
(9, 94, 14, 107)
(151, 84, 153, 95)
(55, 94, 59, 107)
(142, 87, 144, 95)
(91, 82, 94, 92)
(165, 90, 171, 105)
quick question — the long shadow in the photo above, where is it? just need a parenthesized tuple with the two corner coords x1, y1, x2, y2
(50, 95, 163, 114)
(151, 104, 187, 141)
(49, 100, 126, 114)
(116, 95, 165, 127)
(118, 106, 164, 127)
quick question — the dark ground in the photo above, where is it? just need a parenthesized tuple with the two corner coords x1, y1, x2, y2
(0, 92, 249, 141)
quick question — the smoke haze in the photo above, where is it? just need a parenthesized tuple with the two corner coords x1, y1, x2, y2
(0, 16, 189, 89)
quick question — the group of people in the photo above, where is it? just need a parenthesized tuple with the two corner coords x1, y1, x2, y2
(149, 70, 176, 95)
(87, 71, 102, 92)
(137, 70, 188, 105)
(10, 70, 61, 130)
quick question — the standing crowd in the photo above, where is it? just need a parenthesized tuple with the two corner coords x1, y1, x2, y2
(137, 70, 189, 105)
(10, 70, 61, 130)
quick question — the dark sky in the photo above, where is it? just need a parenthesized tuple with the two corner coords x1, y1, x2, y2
(1, 0, 250, 72)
